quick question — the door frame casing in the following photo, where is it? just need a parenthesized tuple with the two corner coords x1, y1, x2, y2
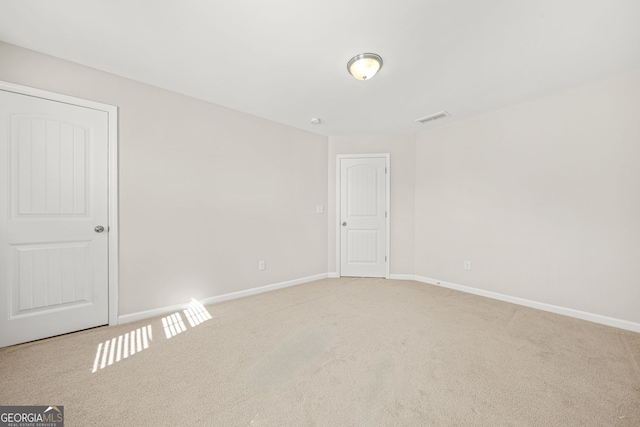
(336, 153, 390, 279)
(0, 80, 119, 326)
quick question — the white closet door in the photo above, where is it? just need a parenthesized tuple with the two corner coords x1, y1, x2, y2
(340, 156, 387, 278)
(0, 89, 109, 348)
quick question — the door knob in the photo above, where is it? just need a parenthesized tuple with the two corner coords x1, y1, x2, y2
(342, 222, 347, 226)
(94, 225, 105, 233)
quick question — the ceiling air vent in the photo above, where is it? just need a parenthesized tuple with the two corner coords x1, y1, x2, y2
(415, 110, 450, 124)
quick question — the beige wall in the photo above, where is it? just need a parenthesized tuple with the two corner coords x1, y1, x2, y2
(2, 40, 638, 326)
(328, 134, 416, 275)
(0, 42, 328, 316)
(415, 70, 640, 323)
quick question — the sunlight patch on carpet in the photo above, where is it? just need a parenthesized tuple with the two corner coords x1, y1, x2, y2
(184, 299, 212, 327)
(162, 313, 187, 339)
(90, 299, 212, 372)
(91, 325, 153, 373)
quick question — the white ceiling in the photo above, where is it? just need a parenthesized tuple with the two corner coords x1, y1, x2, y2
(1, 0, 639, 136)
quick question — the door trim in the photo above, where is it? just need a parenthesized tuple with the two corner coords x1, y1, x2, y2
(336, 153, 390, 279)
(0, 80, 119, 326)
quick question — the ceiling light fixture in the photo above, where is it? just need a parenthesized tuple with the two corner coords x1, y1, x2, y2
(347, 53, 383, 81)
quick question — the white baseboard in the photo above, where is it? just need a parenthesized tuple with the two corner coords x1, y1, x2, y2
(413, 275, 640, 334)
(118, 272, 640, 334)
(118, 273, 329, 325)
(118, 301, 189, 325)
(198, 273, 329, 306)
(389, 274, 416, 281)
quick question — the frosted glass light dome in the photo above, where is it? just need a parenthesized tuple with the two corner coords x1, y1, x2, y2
(347, 53, 383, 81)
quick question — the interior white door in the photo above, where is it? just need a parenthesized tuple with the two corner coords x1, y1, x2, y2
(0, 89, 109, 348)
(340, 156, 388, 278)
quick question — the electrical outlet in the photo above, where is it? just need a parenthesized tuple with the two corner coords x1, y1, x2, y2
(464, 260, 471, 270)
(258, 260, 266, 271)
(316, 205, 324, 214)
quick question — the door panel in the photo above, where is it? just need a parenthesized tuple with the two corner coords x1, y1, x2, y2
(0, 89, 109, 348)
(14, 117, 88, 216)
(347, 229, 379, 263)
(11, 242, 91, 315)
(340, 157, 387, 278)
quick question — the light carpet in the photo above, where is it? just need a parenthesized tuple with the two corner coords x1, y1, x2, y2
(1, 278, 639, 426)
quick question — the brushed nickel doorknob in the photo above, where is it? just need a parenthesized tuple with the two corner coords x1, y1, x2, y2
(342, 222, 347, 226)
(94, 225, 105, 233)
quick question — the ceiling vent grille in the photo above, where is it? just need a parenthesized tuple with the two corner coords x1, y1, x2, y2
(415, 111, 450, 124)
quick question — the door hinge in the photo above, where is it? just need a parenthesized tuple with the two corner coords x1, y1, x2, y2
(385, 211, 387, 218)
(385, 167, 387, 173)
(385, 256, 387, 262)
